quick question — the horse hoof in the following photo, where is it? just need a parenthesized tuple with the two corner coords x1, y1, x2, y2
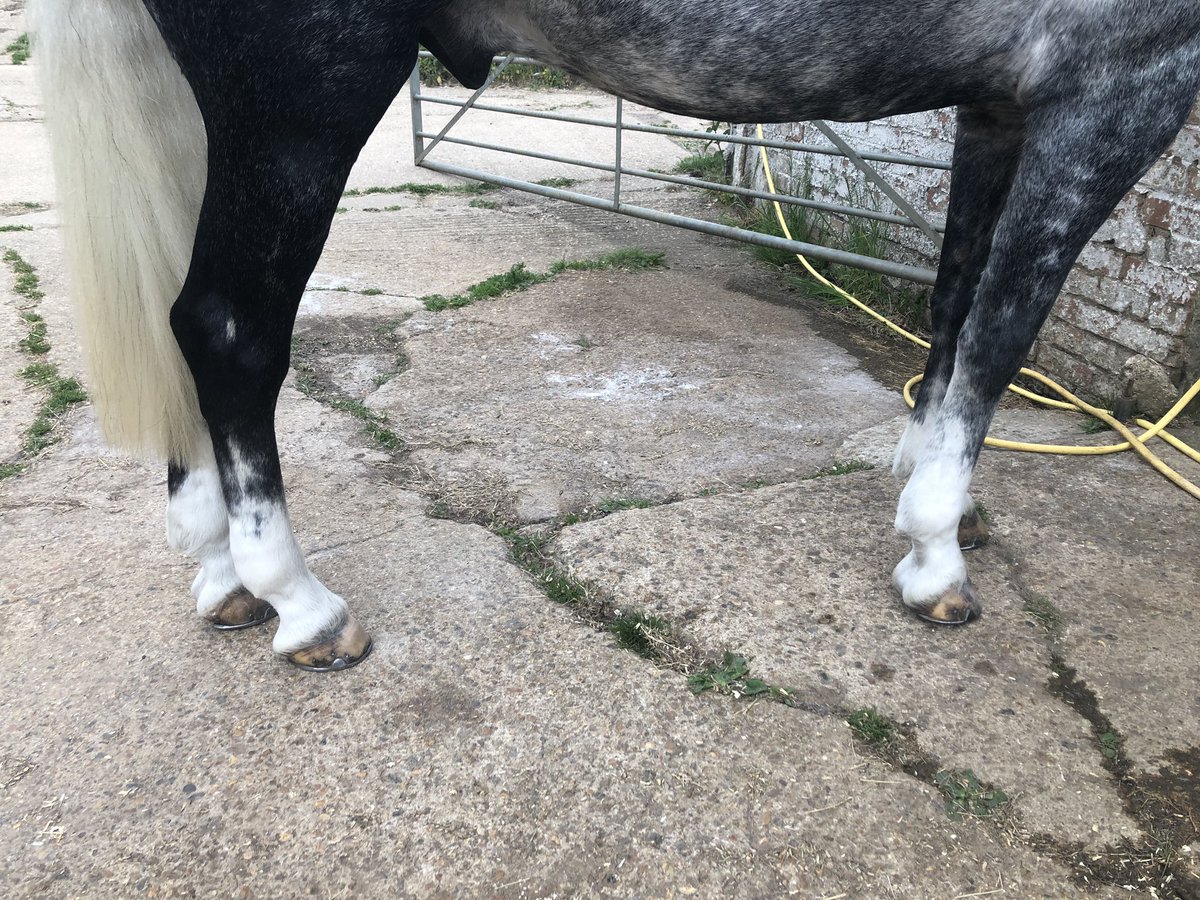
(957, 509, 990, 551)
(285, 617, 373, 672)
(912, 581, 982, 625)
(206, 588, 278, 631)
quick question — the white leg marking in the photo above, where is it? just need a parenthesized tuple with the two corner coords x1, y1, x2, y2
(166, 436, 241, 617)
(893, 414, 931, 478)
(226, 500, 348, 654)
(224, 445, 347, 654)
(892, 418, 974, 608)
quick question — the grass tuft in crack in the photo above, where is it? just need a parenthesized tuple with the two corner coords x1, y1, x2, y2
(672, 152, 729, 185)
(343, 181, 496, 199)
(534, 177, 579, 189)
(0, 225, 33, 233)
(806, 460, 874, 479)
(424, 263, 547, 312)
(608, 612, 671, 659)
(422, 249, 666, 312)
(2, 254, 89, 475)
(847, 707, 896, 746)
(688, 652, 775, 698)
(4, 250, 45, 303)
(1023, 594, 1062, 634)
(549, 248, 666, 275)
(500, 529, 589, 606)
(933, 769, 1010, 821)
(6, 33, 30, 65)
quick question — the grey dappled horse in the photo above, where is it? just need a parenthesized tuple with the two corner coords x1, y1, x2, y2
(30, 0, 1200, 669)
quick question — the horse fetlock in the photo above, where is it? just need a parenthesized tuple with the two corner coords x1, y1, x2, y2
(893, 540, 970, 608)
(191, 555, 246, 618)
(265, 573, 353, 656)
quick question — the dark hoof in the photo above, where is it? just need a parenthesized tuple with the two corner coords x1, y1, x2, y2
(957, 509, 990, 551)
(285, 617, 373, 672)
(207, 588, 277, 631)
(913, 581, 982, 625)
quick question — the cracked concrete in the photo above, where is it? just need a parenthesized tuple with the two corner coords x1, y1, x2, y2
(3, 6, 1199, 896)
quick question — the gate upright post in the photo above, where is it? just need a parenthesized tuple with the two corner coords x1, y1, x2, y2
(410, 65, 425, 165)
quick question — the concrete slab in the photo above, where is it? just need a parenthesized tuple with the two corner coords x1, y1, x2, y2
(556, 473, 1139, 848)
(367, 245, 903, 522)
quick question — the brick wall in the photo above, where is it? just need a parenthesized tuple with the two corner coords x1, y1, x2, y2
(733, 110, 1200, 405)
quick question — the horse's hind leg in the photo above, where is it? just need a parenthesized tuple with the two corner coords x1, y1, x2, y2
(167, 433, 275, 630)
(159, 10, 418, 668)
(894, 103, 1025, 551)
(894, 66, 1200, 623)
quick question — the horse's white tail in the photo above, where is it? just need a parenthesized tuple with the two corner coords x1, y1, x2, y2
(29, 0, 207, 461)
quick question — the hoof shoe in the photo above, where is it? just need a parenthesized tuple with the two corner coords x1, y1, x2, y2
(957, 509, 991, 551)
(913, 581, 982, 625)
(207, 588, 277, 631)
(285, 617, 372, 673)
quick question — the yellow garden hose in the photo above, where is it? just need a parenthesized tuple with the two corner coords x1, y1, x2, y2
(755, 127, 1200, 500)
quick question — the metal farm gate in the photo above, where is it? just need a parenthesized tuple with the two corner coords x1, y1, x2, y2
(408, 53, 948, 286)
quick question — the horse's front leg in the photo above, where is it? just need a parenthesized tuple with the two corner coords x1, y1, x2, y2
(894, 76, 1197, 623)
(893, 104, 1024, 554)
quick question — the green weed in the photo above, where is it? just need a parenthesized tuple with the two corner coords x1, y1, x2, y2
(687, 652, 774, 698)
(18, 313, 49, 354)
(735, 166, 930, 334)
(0, 225, 33, 233)
(534, 177, 579, 189)
(325, 397, 403, 451)
(1023, 594, 1062, 634)
(933, 769, 1010, 821)
(6, 33, 29, 65)
(501, 529, 590, 606)
(423, 263, 547, 312)
(549, 248, 666, 274)
(4, 250, 45, 302)
(807, 460, 874, 479)
(469, 199, 500, 210)
(847, 708, 896, 745)
(608, 612, 671, 658)
(1098, 731, 1122, 761)
(672, 152, 729, 185)
(423, 249, 666, 312)
(343, 182, 495, 199)
(1080, 416, 1114, 434)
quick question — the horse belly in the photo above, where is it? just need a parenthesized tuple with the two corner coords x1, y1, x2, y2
(456, 0, 1026, 122)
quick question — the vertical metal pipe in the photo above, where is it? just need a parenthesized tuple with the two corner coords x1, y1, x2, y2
(409, 65, 425, 166)
(614, 97, 624, 210)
